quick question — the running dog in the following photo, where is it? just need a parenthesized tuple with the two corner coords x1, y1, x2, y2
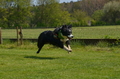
(36, 25, 74, 54)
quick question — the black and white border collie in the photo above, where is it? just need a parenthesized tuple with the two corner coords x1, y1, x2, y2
(36, 25, 74, 54)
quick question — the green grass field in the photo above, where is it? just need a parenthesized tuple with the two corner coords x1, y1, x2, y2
(0, 43, 120, 79)
(1, 25, 120, 79)
(2, 25, 120, 39)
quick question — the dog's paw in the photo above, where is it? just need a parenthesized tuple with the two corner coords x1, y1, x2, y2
(68, 50, 72, 54)
(68, 49, 72, 52)
(68, 52, 71, 54)
(36, 51, 39, 54)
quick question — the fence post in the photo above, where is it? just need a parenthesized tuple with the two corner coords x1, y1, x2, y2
(20, 26, 23, 45)
(0, 27, 2, 44)
(16, 27, 19, 46)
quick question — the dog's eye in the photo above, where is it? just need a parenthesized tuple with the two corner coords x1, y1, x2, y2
(68, 30, 72, 34)
(69, 29, 72, 32)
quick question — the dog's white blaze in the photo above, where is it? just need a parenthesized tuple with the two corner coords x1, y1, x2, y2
(68, 34, 73, 38)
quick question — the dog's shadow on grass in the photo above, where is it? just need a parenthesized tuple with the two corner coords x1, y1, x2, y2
(24, 56, 60, 60)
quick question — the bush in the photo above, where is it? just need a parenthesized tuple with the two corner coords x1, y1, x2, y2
(116, 20, 120, 25)
(71, 40, 86, 47)
(96, 41, 110, 47)
(91, 20, 107, 26)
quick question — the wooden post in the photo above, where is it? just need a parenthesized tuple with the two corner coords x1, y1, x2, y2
(0, 27, 2, 44)
(16, 27, 19, 46)
(20, 26, 23, 45)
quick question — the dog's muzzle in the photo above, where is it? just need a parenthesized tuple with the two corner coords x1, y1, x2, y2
(68, 34, 74, 39)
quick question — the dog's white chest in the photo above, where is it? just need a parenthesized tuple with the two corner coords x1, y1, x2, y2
(61, 38, 69, 43)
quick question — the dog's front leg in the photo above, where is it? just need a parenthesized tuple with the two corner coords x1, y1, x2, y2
(63, 45, 72, 54)
(67, 44, 71, 50)
(67, 45, 72, 53)
(65, 40, 72, 54)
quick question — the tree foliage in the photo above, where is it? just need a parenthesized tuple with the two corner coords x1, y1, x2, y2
(74, 0, 109, 16)
(0, 8, 7, 27)
(102, 1, 120, 24)
(31, 0, 71, 27)
(71, 9, 91, 26)
(0, 0, 120, 28)
(0, 0, 31, 28)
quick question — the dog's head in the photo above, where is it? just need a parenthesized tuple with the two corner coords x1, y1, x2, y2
(61, 25, 74, 40)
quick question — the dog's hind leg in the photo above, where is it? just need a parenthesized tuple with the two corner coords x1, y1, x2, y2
(36, 49, 40, 54)
(36, 33, 45, 54)
(36, 44, 44, 54)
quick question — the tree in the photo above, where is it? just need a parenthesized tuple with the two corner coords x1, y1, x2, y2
(31, 0, 71, 27)
(0, 8, 8, 27)
(91, 10, 106, 26)
(92, 10, 104, 21)
(0, 0, 31, 28)
(80, 0, 110, 16)
(43, 2, 71, 27)
(9, 0, 31, 28)
(71, 9, 91, 26)
(102, 1, 120, 24)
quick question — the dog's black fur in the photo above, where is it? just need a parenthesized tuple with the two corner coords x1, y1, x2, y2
(36, 25, 73, 54)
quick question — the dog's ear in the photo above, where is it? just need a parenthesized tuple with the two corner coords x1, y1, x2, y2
(68, 25, 72, 28)
(62, 25, 67, 28)
(62, 25, 67, 30)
